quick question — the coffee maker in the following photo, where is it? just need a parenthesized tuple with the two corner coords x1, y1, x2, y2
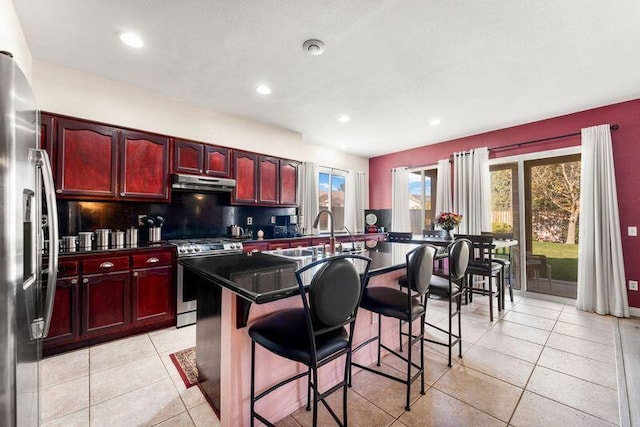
(275, 215, 299, 237)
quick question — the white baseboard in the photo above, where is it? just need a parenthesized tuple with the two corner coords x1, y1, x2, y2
(629, 307, 640, 317)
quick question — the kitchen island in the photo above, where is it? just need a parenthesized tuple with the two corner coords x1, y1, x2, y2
(179, 241, 425, 427)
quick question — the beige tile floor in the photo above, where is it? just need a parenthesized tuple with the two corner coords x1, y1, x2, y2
(40, 295, 631, 427)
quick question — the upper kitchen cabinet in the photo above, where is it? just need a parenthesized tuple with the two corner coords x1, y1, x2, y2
(55, 117, 119, 199)
(46, 114, 171, 202)
(120, 130, 169, 201)
(258, 155, 279, 204)
(232, 150, 259, 204)
(279, 159, 299, 206)
(232, 151, 299, 206)
(172, 138, 231, 178)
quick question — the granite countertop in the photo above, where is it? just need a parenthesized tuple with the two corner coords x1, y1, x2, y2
(178, 241, 422, 304)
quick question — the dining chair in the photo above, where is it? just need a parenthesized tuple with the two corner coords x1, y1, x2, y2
(481, 231, 514, 304)
(248, 254, 371, 426)
(455, 234, 504, 321)
(351, 244, 437, 411)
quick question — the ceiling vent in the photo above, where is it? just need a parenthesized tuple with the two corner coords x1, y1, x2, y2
(302, 39, 325, 56)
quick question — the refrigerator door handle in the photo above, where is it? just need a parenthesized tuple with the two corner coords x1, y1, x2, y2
(30, 148, 59, 338)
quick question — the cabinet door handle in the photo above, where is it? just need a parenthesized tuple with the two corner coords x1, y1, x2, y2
(120, 192, 125, 196)
(82, 278, 89, 284)
(133, 272, 139, 277)
(99, 262, 114, 269)
(70, 278, 78, 285)
(56, 189, 62, 193)
(146, 257, 160, 263)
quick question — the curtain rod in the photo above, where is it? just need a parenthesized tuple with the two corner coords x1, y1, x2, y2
(490, 124, 619, 153)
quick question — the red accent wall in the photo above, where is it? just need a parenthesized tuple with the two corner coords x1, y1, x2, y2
(369, 98, 640, 308)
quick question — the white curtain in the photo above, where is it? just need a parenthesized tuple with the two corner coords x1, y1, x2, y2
(577, 125, 629, 317)
(435, 159, 452, 222)
(391, 167, 411, 232)
(344, 170, 367, 233)
(298, 161, 319, 235)
(453, 147, 491, 234)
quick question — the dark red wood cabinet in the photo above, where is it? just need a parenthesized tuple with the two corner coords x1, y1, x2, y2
(279, 159, 299, 205)
(233, 152, 299, 206)
(131, 251, 174, 324)
(55, 118, 119, 199)
(173, 138, 231, 178)
(120, 131, 169, 201)
(232, 151, 259, 204)
(82, 271, 131, 335)
(45, 114, 171, 202)
(132, 266, 173, 323)
(44, 259, 80, 347)
(44, 248, 176, 356)
(258, 156, 279, 204)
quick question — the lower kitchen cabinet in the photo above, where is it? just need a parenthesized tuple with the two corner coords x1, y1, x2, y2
(82, 271, 131, 335)
(44, 248, 176, 356)
(44, 276, 80, 346)
(132, 266, 173, 323)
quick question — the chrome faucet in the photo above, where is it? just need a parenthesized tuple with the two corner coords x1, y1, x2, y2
(312, 209, 336, 254)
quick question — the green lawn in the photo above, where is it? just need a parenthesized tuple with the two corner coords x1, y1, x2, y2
(531, 241, 578, 282)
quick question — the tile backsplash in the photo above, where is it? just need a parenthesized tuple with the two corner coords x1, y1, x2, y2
(57, 192, 296, 240)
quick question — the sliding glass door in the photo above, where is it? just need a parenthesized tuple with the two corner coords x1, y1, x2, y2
(490, 163, 522, 290)
(524, 154, 581, 298)
(491, 149, 581, 299)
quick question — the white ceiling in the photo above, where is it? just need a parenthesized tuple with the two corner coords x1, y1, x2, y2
(13, 0, 640, 157)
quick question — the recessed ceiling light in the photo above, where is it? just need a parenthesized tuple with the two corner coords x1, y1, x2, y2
(429, 118, 441, 126)
(120, 32, 144, 48)
(256, 84, 272, 95)
(338, 115, 350, 123)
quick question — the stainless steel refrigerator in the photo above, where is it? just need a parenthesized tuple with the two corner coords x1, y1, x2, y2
(0, 51, 59, 426)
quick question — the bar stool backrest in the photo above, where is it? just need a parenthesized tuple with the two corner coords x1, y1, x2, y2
(455, 234, 494, 266)
(405, 244, 437, 295)
(448, 238, 471, 281)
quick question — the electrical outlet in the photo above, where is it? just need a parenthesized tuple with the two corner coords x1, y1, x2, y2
(629, 280, 638, 291)
(247, 217, 253, 226)
(271, 216, 276, 224)
(41, 215, 48, 227)
(371, 312, 377, 324)
(628, 226, 637, 237)
(138, 215, 146, 226)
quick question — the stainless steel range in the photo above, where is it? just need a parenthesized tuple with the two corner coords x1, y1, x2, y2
(170, 238, 244, 327)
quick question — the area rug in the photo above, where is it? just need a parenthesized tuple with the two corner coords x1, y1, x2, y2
(170, 347, 198, 389)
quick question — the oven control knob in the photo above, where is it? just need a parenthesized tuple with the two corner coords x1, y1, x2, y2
(178, 247, 185, 254)
(194, 246, 201, 252)
(186, 246, 194, 253)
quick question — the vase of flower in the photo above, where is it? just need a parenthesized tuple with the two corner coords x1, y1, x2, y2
(443, 227, 454, 240)
(436, 212, 463, 240)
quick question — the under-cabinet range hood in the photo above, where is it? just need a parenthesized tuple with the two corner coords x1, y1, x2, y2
(171, 174, 236, 192)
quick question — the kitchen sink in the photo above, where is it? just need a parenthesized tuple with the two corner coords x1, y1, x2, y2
(263, 246, 322, 260)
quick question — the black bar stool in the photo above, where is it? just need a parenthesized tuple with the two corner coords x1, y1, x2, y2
(350, 244, 436, 411)
(423, 238, 471, 366)
(249, 254, 371, 427)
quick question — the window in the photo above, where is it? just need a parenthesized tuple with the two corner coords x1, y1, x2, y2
(408, 168, 437, 234)
(318, 168, 346, 232)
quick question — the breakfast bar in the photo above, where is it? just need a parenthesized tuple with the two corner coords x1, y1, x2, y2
(179, 241, 425, 426)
